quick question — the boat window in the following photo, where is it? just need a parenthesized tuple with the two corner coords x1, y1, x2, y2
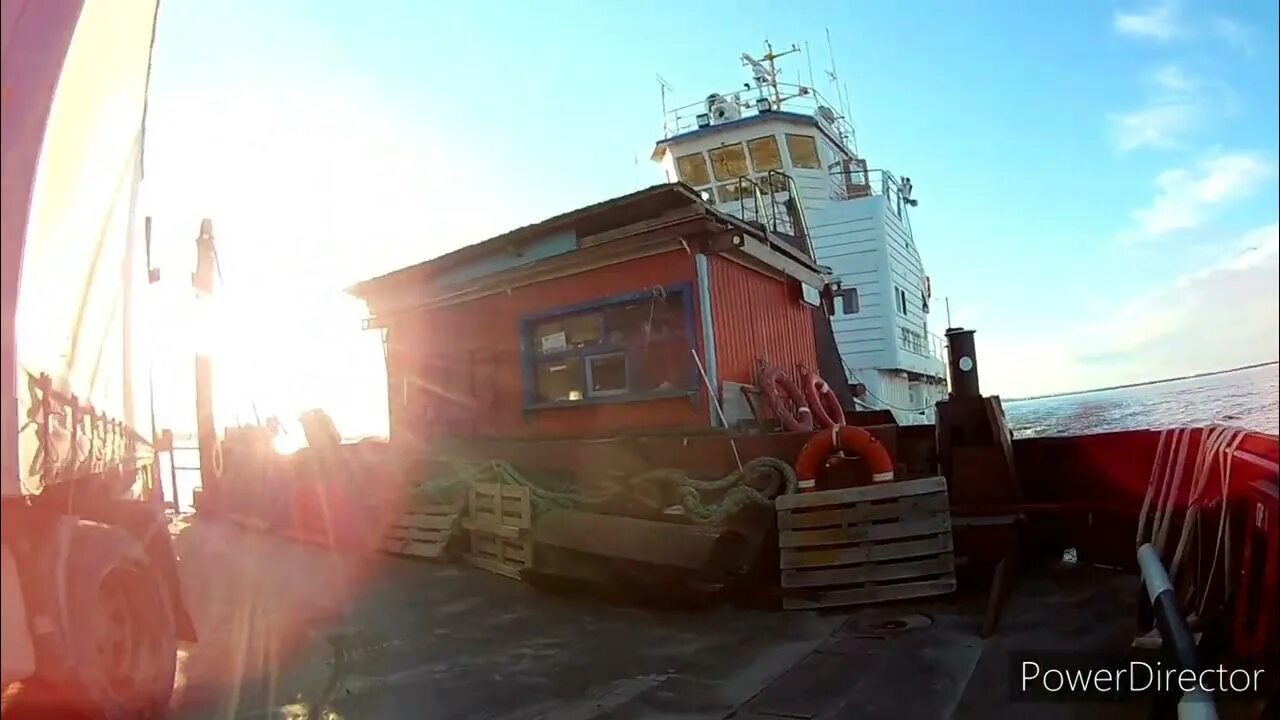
(837, 287, 859, 315)
(535, 358, 585, 403)
(716, 183, 746, 203)
(747, 135, 782, 172)
(587, 353, 628, 396)
(786, 134, 822, 169)
(675, 152, 711, 186)
(523, 286, 695, 406)
(532, 313, 602, 354)
(823, 140, 844, 168)
(709, 144, 749, 181)
(895, 287, 909, 316)
(763, 173, 790, 194)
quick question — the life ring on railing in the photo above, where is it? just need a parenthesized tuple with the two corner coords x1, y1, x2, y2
(794, 426, 895, 492)
(210, 440, 224, 479)
(801, 369, 844, 429)
(760, 365, 814, 432)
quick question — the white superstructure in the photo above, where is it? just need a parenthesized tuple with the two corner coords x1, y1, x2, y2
(650, 44, 948, 424)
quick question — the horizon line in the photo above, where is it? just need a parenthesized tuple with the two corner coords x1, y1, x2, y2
(1004, 359, 1279, 403)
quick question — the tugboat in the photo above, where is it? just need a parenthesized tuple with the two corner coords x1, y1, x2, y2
(649, 44, 949, 425)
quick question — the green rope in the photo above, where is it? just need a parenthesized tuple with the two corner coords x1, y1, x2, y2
(410, 456, 797, 525)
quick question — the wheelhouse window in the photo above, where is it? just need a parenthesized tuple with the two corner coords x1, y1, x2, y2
(523, 286, 696, 406)
(764, 173, 790, 194)
(747, 135, 782, 172)
(709, 144, 749, 181)
(675, 152, 711, 186)
(786, 134, 822, 169)
(716, 183, 747, 203)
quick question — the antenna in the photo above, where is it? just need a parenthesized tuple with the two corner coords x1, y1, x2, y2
(805, 41, 816, 89)
(765, 39, 778, 105)
(824, 28, 857, 151)
(843, 82, 857, 153)
(656, 74, 674, 136)
(824, 28, 839, 85)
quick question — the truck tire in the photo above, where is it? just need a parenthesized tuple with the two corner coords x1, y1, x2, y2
(60, 523, 178, 719)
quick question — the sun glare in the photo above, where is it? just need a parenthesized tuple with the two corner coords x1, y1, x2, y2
(143, 262, 388, 443)
(211, 289, 388, 442)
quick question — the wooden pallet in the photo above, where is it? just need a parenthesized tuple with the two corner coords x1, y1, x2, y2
(464, 530, 534, 580)
(380, 497, 464, 560)
(468, 481, 532, 530)
(775, 476, 956, 610)
(465, 482, 533, 580)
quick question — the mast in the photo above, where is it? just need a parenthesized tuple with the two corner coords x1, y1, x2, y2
(193, 219, 218, 497)
(757, 40, 800, 107)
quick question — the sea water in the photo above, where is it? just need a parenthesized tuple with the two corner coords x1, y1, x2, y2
(1003, 364, 1279, 439)
(164, 365, 1277, 511)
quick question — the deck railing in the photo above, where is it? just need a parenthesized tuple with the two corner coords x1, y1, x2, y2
(661, 81, 856, 146)
(828, 167, 898, 202)
(898, 328, 947, 364)
(827, 166, 915, 234)
(726, 172, 813, 258)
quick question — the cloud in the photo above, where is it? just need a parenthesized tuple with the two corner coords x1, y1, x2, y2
(1114, 1, 1184, 41)
(1123, 151, 1274, 239)
(1212, 17, 1257, 54)
(985, 223, 1279, 397)
(1109, 64, 1210, 151)
(1152, 64, 1194, 93)
(1111, 102, 1199, 151)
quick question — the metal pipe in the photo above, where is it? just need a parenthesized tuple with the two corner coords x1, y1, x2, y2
(1137, 543, 1219, 720)
(694, 253, 719, 427)
(944, 327, 979, 398)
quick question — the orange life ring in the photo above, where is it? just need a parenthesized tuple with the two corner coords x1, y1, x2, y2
(795, 426, 895, 492)
(760, 366, 814, 432)
(801, 369, 844, 429)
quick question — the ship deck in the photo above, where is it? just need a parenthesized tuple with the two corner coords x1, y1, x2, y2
(165, 517, 1148, 720)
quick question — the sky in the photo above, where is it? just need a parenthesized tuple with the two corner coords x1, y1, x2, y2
(140, 0, 1279, 432)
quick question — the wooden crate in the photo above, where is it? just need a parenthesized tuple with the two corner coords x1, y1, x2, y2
(775, 476, 956, 610)
(380, 497, 464, 560)
(465, 482, 533, 580)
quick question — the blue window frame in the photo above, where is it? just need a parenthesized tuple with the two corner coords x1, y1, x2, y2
(520, 282, 698, 409)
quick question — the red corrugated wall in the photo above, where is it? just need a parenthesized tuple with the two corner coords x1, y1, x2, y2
(707, 255, 818, 388)
(385, 250, 703, 440)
